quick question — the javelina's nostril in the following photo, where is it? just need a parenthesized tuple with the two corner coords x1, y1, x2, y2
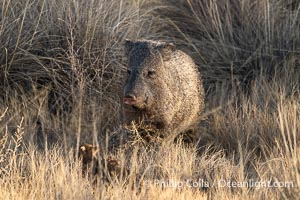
(123, 94, 137, 105)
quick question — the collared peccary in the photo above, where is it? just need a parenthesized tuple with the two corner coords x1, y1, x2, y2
(123, 39, 205, 140)
(78, 144, 126, 180)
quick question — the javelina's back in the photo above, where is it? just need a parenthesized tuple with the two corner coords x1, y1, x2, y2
(123, 39, 204, 138)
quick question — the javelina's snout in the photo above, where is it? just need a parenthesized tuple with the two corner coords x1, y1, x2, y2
(123, 93, 137, 105)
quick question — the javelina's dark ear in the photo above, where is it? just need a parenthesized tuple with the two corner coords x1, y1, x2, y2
(124, 39, 134, 57)
(157, 42, 176, 61)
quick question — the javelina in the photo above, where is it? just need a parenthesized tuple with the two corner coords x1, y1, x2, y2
(123, 39, 205, 140)
(78, 144, 126, 180)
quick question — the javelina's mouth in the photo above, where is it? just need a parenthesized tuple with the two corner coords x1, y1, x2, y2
(123, 98, 137, 105)
(131, 103, 147, 110)
(123, 103, 143, 110)
(132, 105, 139, 110)
(123, 96, 148, 110)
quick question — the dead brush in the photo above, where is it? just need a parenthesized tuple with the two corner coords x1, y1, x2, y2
(0, 109, 25, 179)
(155, 0, 300, 90)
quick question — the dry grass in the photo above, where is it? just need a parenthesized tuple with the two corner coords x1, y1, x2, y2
(0, 0, 299, 199)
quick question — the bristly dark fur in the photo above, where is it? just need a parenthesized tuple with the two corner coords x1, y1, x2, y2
(123, 39, 205, 140)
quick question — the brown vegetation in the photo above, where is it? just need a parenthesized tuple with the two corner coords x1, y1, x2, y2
(0, 0, 299, 199)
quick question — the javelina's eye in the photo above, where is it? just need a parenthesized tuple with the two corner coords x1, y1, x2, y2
(127, 70, 131, 75)
(147, 70, 156, 78)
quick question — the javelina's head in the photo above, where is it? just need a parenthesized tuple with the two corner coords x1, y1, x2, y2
(78, 144, 99, 164)
(78, 144, 99, 175)
(123, 39, 175, 110)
